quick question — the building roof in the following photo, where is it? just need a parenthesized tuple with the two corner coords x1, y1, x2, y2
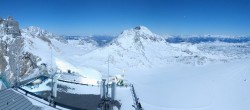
(37, 90, 101, 110)
(0, 89, 42, 110)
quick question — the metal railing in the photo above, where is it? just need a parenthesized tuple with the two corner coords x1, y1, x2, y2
(130, 84, 143, 110)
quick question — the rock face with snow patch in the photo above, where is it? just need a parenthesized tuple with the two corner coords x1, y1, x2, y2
(0, 16, 21, 36)
(21, 26, 67, 44)
(0, 22, 57, 86)
(0, 34, 42, 86)
(0, 35, 24, 86)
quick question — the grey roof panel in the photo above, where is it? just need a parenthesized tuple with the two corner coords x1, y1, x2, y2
(8, 95, 30, 110)
(30, 106, 41, 110)
(0, 89, 42, 110)
(0, 90, 16, 101)
(16, 100, 33, 110)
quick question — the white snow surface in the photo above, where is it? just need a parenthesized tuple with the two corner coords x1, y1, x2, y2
(128, 59, 250, 110)
(17, 26, 250, 110)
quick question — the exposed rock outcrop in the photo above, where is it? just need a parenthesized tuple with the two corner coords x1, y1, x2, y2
(0, 17, 42, 86)
(0, 16, 21, 36)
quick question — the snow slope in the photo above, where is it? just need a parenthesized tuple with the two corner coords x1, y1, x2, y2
(128, 59, 250, 110)
(66, 26, 250, 78)
(20, 26, 250, 78)
(21, 26, 100, 80)
(3, 25, 250, 110)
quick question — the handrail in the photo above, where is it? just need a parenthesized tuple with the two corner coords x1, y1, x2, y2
(57, 79, 90, 86)
(130, 84, 143, 110)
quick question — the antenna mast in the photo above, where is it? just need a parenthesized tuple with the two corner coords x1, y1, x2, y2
(50, 46, 53, 71)
(108, 55, 110, 82)
(106, 55, 110, 97)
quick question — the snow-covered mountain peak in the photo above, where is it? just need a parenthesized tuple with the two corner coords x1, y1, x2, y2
(22, 26, 44, 33)
(115, 26, 163, 46)
(82, 26, 170, 67)
(133, 25, 153, 35)
(22, 26, 53, 37)
(120, 25, 157, 38)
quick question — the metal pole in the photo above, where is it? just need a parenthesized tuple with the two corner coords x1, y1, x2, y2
(50, 46, 52, 70)
(107, 56, 110, 98)
(101, 79, 106, 99)
(15, 49, 19, 88)
(111, 82, 116, 100)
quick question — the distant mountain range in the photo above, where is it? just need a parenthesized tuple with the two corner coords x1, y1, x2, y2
(62, 35, 115, 46)
(62, 34, 250, 46)
(166, 36, 250, 44)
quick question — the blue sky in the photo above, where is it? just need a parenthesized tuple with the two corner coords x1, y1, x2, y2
(0, 0, 250, 36)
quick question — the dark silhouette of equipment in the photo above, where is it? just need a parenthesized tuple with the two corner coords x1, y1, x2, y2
(131, 84, 143, 110)
(98, 79, 121, 110)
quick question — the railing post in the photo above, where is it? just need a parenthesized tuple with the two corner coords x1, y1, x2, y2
(111, 81, 116, 101)
(131, 84, 143, 110)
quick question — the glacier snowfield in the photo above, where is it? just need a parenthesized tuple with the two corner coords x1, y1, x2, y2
(1, 26, 250, 110)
